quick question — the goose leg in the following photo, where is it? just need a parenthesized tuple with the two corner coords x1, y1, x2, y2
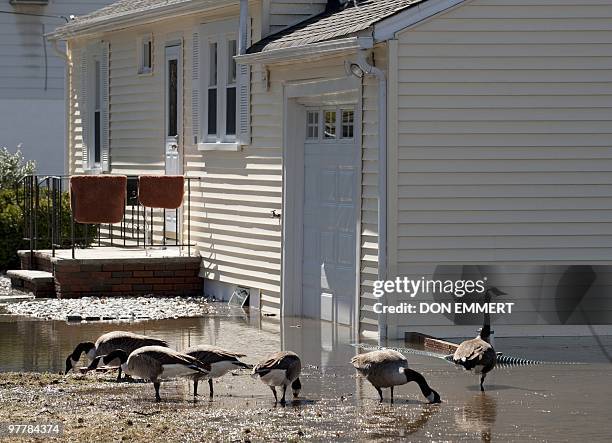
(390, 386, 394, 404)
(208, 379, 214, 398)
(280, 385, 287, 404)
(270, 386, 278, 403)
(193, 380, 198, 396)
(116, 366, 122, 383)
(480, 374, 486, 392)
(376, 387, 383, 403)
(153, 381, 161, 402)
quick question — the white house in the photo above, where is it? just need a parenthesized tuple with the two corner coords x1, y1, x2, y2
(49, 0, 612, 341)
(0, 0, 115, 174)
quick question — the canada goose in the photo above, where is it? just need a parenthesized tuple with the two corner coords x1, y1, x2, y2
(452, 287, 505, 391)
(91, 346, 211, 401)
(252, 351, 301, 404)
(183, 344, 253, 398)
(351, 349, 441, 404)
(65, 331, 168, 381)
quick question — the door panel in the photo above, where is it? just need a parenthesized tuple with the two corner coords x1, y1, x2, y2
(164, 44, 182, 234)
(302, 107, 358, 326)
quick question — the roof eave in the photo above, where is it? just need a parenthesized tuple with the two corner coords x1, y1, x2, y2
(47, 0, 234, 41)
(236, 37, 362, 65)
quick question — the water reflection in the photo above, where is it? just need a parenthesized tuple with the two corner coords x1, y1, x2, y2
(455, 394, 498, 442)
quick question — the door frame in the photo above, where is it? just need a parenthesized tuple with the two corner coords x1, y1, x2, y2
(281, 75, 362, 330)
(164, 41, 184, 175)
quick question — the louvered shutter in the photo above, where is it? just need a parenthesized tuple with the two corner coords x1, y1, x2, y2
(237, 19, 251, 145)
(191, 30, 201, 145)
(100, 42, 110, 172)
(80, 48, 89, 169)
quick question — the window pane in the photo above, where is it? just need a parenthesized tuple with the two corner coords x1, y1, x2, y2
(207, 89, 217, 135)
(226, 87, 236, 135)
(168, 59, 178, 136)
(306, 111, 319, 139)
(94, 60, 101, 109)
(143, 40, 152, 70)
(324, 110, 336, 139)
(94, 111, 101, 164)
(209, 42, 217, 86)
(341, 109, 354, 138)
(228, 40, 237, 84)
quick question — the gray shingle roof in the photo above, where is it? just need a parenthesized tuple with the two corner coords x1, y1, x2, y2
(51, 0, 196, 37)
(247, 0, 427, 54)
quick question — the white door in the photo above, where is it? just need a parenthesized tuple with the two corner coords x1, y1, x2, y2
(164, 44, 182, 233)
(302, 107, 358, 326)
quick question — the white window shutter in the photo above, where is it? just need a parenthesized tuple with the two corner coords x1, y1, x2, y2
(191, 30, 201, 145)
(237, 19, 251, 145)
(80, 48, 89, 169)
(100, 42, 110, 172)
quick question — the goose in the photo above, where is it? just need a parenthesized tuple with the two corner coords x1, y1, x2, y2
(252, 351, 301, 404)
(351, 349, 441, 404)
(183, 344, 253, 398)
(65, 331, 168, 381)
(89, 346, 211, 401)
(452, 287, 505, 391)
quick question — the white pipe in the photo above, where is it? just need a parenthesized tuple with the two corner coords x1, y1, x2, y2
(354, 49, 388, 343)
(238, 0, 248, 55)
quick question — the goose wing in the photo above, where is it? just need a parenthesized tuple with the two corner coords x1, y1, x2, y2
(351, 350, 407, 372)
(253, 351, 300, 378)
(95, 331, 168, 356)
(184, 344, 245, 364)
(135, 346, 211, 373)
(453, 339, 493, 369)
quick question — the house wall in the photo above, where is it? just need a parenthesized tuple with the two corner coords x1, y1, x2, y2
(0, 0, 114, 174)
(66, 4, 288, 313)
(388, 0, 612, 337)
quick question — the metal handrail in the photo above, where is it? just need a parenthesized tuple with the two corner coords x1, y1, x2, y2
(17, 174, 201, 264)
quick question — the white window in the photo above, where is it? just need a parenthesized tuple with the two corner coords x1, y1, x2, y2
(305, 108, 355, 143)
(81, 42, 109, 171)
(203, 35, 238, 142)
(138, 35, 153, 74)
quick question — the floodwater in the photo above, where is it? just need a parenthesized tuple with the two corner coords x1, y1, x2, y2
(1, 308, 612, 441)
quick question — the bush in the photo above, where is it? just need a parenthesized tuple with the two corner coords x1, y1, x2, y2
(0, 146, 36, 190)
(0, 188, 98, 270)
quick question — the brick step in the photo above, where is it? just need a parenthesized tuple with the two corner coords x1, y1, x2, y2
(6, 270, 55, 298)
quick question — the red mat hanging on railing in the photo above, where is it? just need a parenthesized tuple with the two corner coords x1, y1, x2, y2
(138, 175, 185, 209)
(69, 175, 127, 224)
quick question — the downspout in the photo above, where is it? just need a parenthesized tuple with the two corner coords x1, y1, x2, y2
(238, 0, 248, 55)
(354, 43, 388, 343)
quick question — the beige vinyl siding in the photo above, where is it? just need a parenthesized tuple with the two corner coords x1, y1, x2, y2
(0, 0, 113, 100)
(265, 0, 327, 35)
(389, 0, 612, 332)
(106, 29, 164, 175)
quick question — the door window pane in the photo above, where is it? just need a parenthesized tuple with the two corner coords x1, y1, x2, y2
(226, 87, 236, 135)
(168, 59, 178, 136)
(341, 109, 354, 138)
(324, 110, 336, 139)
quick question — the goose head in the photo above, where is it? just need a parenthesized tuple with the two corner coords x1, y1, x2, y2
(427, 389, 442, 404)
(292, 378, 302, 398)
(65, 342, 95, 374)
(87, 349, 129, 372)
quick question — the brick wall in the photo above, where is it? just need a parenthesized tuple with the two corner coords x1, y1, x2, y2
(53, 258, 202, 298)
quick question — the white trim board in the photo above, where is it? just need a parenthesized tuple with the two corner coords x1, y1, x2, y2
(281, 75, 362, 334)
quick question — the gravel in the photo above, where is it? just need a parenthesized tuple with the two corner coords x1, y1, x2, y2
(4, 296, 215, 321)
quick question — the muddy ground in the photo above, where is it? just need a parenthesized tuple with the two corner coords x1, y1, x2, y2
(0, 371, 442, 442)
